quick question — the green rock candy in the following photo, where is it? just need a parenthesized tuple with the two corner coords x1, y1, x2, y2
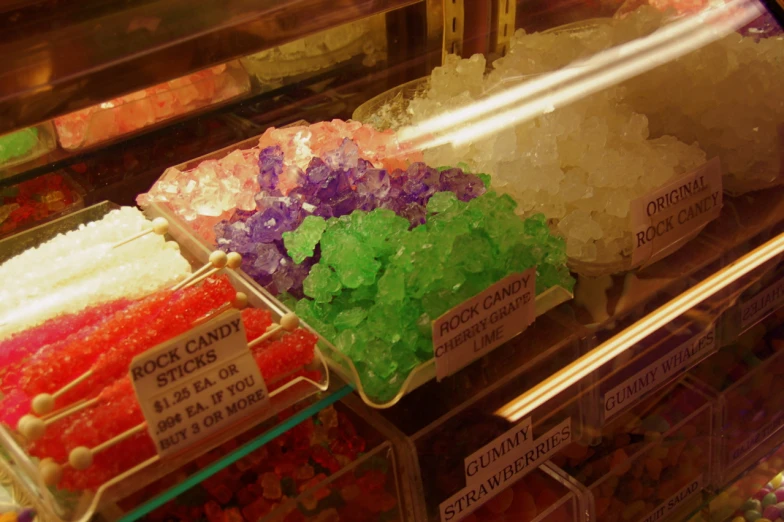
(287, 190, 574, 402)
(0, 127, 38, 164)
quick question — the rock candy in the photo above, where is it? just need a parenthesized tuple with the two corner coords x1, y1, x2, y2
(0, 127, 38, 164)
(54, 64, 248, 150)
(492, 6, 784, 194)
(215, 144, 484, 297)
(137, 120, 422, 244)
(289, 191, 574, 402)
(398, 39, 706, 268)
(0, 207, 191, 338)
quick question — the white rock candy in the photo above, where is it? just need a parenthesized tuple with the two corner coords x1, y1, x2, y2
(405, 47, 705, 267)
(499, 7, 784, 193)
(0, 207, 191, 337)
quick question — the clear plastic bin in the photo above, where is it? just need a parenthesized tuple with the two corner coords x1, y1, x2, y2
(113, 398, 404, 522)
(449, 463, 588, 522)
(368, 312, 589, 521)
(0, 123, 56, 171)
(588, 314, 717, 427)
(240, 13, 387, 89)
(0, 202, 329, 522)
(0, 172, 85, 241)
(53, 63, 250, 151)
(690, 317, 784, 487)
(553, 381, 713, 522)
(703, 445, 784, 522)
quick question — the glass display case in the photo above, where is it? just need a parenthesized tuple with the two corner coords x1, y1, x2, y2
(1, 1, 784, 522)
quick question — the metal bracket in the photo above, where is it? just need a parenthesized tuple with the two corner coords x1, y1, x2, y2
(443, 0, 465, 59)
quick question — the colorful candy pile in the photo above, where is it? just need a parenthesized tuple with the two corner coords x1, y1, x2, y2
(54, 64, 249, 150)
(0, 173, 81, 238)
(134, 405, 397, 522)
(462, 471, 575, 522)
(0, 207, 191, 338)
(216, 148, 487, 297)
(138, 120, 422, 243)
(2, 276, 317, 491)
(0, 127, 39, 165)
(286, 190, 573, 401)
(725, 457, 784, 522)
(552, 385, 709, 522)
(141, 120, 574, 400)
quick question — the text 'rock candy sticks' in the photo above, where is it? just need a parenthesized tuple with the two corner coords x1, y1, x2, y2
(137, 120, 422, 244)
(0, 207, 191, 339)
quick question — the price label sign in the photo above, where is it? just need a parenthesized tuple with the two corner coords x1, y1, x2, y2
(130, 310, 269, 457)
(432, 268, 536, 381)
(630, 158, 722, 267)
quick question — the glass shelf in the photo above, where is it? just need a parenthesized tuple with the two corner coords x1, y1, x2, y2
(0, 0, 422, 135)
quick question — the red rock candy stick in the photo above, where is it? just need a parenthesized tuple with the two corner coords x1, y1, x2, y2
(28, 275, 238, 416)
(32, 310, 316, 492)
(0, 298, 135, 389)
(18, 290, 176, 401)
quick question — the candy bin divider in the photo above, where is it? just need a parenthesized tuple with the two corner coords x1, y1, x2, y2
(688, 341, 784, 489)
(55, 62, 251, 152)
(340, 391, 426, 522)
(0, 122, 58, 174)
(584, 380, 714, 522)
(543, 461, 594, 522)
(0, 200, 331, 522)
(717, 257, 784, 346)
(141, 155, 574, 408)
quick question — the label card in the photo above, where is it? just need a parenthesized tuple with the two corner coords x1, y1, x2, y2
(130, 310, 269, 458)
(631, 158, 722, 267)
(740, 275, 784, 331)
(730, 410, 784, 468)
(639, 475, 703, 522)
(603, 325, 716, 422)
(439, 418, 572, 522)
(463, 417, 533, 486)
(433, 268, 536, 381)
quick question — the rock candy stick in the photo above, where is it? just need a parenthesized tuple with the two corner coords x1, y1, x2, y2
(0, 298, 135, 383)
(30, 309, 316, 492)
(17, 290, 176, 400)
(30, 275, 237, 415)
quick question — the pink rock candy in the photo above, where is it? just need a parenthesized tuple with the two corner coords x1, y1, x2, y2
(138, 120, 422, 243)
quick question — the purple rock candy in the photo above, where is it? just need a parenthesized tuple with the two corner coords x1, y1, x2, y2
(215, 140, 487, 296)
